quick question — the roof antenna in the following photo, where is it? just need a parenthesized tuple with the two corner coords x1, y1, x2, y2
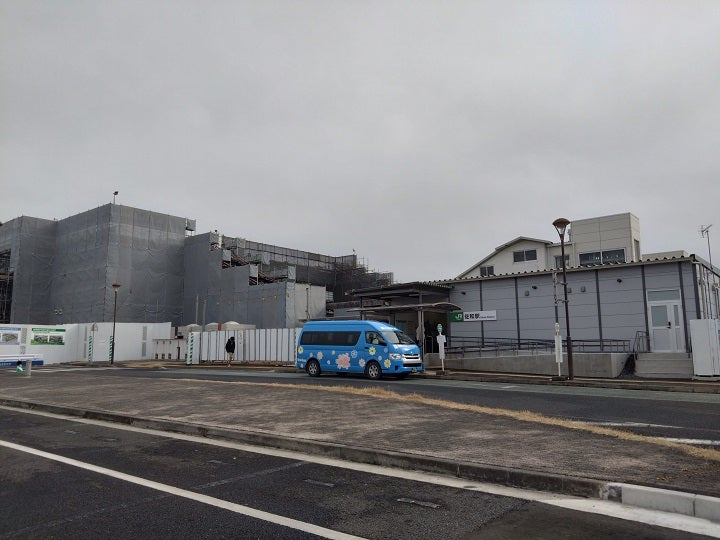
(700, 224, 714, 270)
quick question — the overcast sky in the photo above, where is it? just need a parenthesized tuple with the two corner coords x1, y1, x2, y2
(2, 1, 719, 282)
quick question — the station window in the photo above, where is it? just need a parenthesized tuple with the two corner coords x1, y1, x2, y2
(579, 249, 625, 266)
(478, 265, 494, 277)
(513, 249, 537, 263)
(602, 249, 625, 263)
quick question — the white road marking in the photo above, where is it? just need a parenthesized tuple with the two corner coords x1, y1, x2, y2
(30, 367, 119, 373)
(587, 421, 679, 428)
(664, 438, 720, 446)
(582, 421, 720, 445)
(2, 406, 719, 538)
(0, 438, 365, 540)
(405, 377, 720, 404)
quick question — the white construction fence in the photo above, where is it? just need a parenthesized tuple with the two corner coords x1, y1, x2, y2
(187, 327, 299, 366)
(0, 323, 172, 365)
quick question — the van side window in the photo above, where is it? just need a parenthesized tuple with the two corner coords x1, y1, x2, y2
(300, 331, 360, 346)
(365, 331, 386, 346)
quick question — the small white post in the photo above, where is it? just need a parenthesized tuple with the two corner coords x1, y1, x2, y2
(554, 322, 563, 377)
(437, 324, 446, 372)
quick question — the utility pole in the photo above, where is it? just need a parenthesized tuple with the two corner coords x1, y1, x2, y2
(700, 224, 717, 318)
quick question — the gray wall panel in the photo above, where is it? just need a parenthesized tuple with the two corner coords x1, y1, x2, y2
(446, 260, 702, 352)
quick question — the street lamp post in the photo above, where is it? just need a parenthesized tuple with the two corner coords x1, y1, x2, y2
(552, 218, 574, 380)
(111, 283, 121, 365)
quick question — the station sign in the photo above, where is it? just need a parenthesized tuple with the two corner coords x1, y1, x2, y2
(450, 310, 497, 322)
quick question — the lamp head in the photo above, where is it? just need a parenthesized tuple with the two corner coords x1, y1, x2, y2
(112, 283, 122, 291)
(553, 217, 570, 238)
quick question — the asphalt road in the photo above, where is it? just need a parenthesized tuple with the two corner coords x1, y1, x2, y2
(0, 407, 711, 539)
(94, 367, 720, 445)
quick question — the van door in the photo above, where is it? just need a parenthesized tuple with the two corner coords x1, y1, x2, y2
(365, 331, 385, 348)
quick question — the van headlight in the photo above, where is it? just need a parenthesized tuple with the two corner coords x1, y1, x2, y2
(389, 353, 403, 360)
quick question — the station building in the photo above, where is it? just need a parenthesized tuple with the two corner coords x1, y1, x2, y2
(349, 213, 720, 377)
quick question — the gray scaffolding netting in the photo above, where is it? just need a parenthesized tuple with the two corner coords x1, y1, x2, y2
(183, 235, 295, 328)
(0, 216, 57, 323)
(181, 234, 394, 328)
(1, 205, 395, 328)
(52, 205, 186, 325)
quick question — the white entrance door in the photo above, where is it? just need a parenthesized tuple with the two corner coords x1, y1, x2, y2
(648, 290, 684, 352)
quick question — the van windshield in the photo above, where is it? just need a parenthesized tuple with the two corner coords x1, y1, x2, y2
(381, 330, 416, 345)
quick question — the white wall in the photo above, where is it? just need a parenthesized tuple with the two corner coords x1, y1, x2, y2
(477, 239, 551, 276)
(153, 338, 187, 361)
(0, 322, 172, 365)
(460, 213, 642, 278)
(0, 324, 83, 365)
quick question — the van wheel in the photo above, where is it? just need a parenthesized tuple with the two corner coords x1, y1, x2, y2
(307, 359, 321, 377)
(365, 361, 382, 380)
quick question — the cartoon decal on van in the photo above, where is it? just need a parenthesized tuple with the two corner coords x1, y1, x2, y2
(336, 353, 351, 369)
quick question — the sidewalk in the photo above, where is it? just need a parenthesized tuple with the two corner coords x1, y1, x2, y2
(1, 366, 719, 523)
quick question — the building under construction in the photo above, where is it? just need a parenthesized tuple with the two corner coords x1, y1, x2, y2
(0, 204, 393, 328)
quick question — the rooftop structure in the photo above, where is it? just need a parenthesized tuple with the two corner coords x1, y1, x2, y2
(458, 213, 642, 278)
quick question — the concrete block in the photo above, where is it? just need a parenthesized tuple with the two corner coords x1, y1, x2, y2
(443, 353, 627, 378)
(620, 484, 695, 516)
(695, 494, 720, 523)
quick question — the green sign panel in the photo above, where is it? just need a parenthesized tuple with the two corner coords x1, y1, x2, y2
(450, 310, 498, 322)
(30, 327, 67, 345)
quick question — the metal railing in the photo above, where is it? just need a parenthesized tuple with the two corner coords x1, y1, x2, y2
(446, 336, 631, 357)
(632, 330, 650, 354)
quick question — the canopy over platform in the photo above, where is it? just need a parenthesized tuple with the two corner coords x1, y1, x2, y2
(348, 301, 462, 315)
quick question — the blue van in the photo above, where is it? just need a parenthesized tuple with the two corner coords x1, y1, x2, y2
(296, 320, 422, 379)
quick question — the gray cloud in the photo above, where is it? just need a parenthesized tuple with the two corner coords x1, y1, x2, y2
(2, 1, 719, 282)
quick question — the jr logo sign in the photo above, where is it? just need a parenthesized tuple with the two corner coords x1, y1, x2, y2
(450, 311, 498, 322)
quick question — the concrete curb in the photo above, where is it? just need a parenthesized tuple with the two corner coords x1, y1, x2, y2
(608, 483, 720, 523)
(4, 396, 720, 524)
